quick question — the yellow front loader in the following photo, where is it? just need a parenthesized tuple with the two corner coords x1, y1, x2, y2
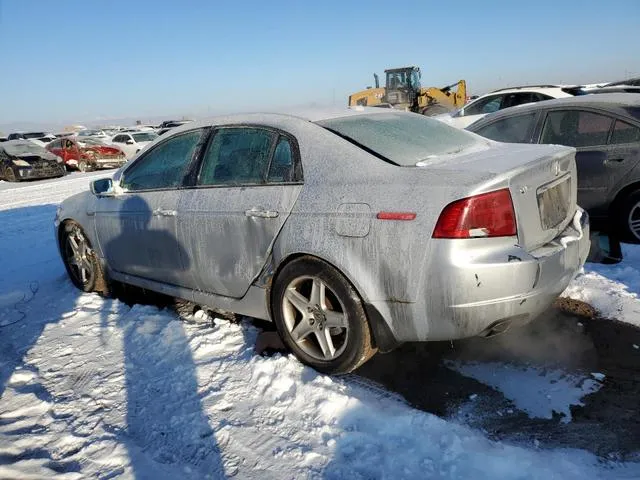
(348, 66, 466, 116)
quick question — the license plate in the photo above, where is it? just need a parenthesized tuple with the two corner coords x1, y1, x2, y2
(537, 176, 571, 230)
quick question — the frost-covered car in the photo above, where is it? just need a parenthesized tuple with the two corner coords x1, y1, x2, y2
(1, 140, 66, 181)
(55, 109, 590, 374)
(47, 137, 127, 172)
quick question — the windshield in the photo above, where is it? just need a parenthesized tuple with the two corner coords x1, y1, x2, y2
(1, 141, 48, 156)
(317, 112, 481, 166)
(132, 132, 158, 142)
(23, 132, 47, 139)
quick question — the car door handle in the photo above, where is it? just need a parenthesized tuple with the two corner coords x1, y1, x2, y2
(606, 158, 625, 164)
(245, 208, 279, 218)
(153, 208, 177, 217)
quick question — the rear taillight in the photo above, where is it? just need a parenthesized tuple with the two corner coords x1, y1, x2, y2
(432, 188, 517, 239)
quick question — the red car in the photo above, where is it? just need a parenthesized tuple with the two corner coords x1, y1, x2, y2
(47, 137, 127, 172)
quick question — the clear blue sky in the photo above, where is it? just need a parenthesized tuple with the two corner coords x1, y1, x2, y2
(0, 0, 638, 128)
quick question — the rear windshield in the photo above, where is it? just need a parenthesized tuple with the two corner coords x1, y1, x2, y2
(624, 106, 640, 121)
(316, 112, 480, 166)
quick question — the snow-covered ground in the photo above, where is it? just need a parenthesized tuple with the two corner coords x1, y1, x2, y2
(1, 174, 639, 478)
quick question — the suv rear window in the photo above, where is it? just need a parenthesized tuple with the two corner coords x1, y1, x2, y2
(316, 112, 481, 166)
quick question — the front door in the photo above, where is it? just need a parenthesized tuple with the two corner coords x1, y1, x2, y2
(94, 128, 207, 286)
(177, 127, 303, 298)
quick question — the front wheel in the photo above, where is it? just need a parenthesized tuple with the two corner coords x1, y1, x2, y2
(78, 160, 88, 172)
(271, 256, 376, 374)
(60, 222, 109, 295)
(4, 167, 17, 182)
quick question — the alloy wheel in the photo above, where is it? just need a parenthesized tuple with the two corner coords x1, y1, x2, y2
(281, 275, 349, 361)
(63, 226, 94, 288)
(628, 202, 640, 241)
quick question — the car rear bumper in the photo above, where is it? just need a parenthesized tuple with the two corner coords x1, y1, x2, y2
(371, 208, 590, 343)
(93, 158, 126, 169)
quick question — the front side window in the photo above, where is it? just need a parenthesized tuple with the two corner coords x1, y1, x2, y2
(474, 113, 537, 144)
(540, 110, 613, 147)
(198, 128, 274, 186)
(610, 120, 640, 144)
(121, 129, 204, 191)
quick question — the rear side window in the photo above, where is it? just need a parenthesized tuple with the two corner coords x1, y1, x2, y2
(464, 95, 502, 116)
(121, 130, 204, 191)
(317, 112, 480, 166)
(267, 137, 297, 183)
(540, 110, 613, 147)
(198, 128, 275, 185)
(474, 113, 537, 144)
(611, 120, 640, 144)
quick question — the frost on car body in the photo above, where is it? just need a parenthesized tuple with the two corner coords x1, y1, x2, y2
(55, 108, 589, 373)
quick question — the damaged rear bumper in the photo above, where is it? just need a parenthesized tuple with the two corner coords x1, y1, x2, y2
(371, 208, 590, 343)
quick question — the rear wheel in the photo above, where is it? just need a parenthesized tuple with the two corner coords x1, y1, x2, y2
(4, 167, 17, 182)
(60, 222, 109, 295)
(618, 190, 640, 243)
(271, 256, 376, 374)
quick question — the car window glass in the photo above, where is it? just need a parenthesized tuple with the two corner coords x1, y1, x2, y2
(121, 130, 203, 191)
(610, 120, 640, 144)
(267, 137, 295, 182)
(198, 128, 274, 186)
(474, 113, 537, 143)
(533, 93, 554, 101)
(540, 110, 613, 147)
(464, 95, 502, 116)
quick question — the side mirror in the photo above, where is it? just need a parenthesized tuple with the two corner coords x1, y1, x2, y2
(91, 178, 114, 196)
(126, 140, 134, 145)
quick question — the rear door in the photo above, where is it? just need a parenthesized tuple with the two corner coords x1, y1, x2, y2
(177, 127, 303, 297)
(537, 109, 627, 214)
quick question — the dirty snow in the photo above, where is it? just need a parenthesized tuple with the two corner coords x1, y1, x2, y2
(447, 361, 602, 423)
(564, 243, 640, 327)
(0, 173, 639, 478)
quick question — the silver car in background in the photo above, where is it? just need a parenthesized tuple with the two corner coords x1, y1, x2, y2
(55, 109, 590, 374)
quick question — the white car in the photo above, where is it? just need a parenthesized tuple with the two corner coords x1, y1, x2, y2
(76, 129, 111, 140)
(435, 85, 583, 129)
(110, 131, 158, 159)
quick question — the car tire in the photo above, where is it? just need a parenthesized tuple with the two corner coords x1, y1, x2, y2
(271, 256, 376, 374)
(4, 167, 17, 182)
(617, 190, 640, 243)
(78, 161, 88, 173)
(60, 221, 110, 295)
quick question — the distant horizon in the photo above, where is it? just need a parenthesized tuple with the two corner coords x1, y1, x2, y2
(1, 0, 638, 133)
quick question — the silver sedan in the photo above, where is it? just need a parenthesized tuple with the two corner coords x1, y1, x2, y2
(55, 109, 590, 374)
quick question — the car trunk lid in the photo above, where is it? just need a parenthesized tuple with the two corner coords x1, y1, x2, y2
(419, 142, 577, 252)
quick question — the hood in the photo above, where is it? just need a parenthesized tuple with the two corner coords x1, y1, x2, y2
(2, 141, 58, 162)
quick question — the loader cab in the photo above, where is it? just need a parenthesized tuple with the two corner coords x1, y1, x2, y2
(384, 66, 421, 110)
